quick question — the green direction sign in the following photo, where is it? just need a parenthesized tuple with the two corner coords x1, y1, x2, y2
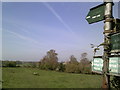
(86, 4, 105, 24)
(92, 56, 120, 76)
(113, 19, 120, 32)
(110, 33, 120, 53)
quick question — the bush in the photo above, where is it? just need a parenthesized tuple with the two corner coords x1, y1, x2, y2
(58, 63, 65, 72)
(79, 63, 91, 74)
(2, 61, 16, 67)
(65, 63, 80, 73)
(65, 60, 91, 74)
(111, 76, 120, 89)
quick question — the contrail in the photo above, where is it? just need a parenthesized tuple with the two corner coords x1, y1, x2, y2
(3, 20, 44, 47)
(43, 2, 80, 39)
(4, 29, 43, 48)
(3, 19, 31, 34)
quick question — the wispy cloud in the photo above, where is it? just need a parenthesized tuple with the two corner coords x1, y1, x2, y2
(3, 19, 46, 47)
(5, 29, 42, 47)
(3, 19, 31, 34)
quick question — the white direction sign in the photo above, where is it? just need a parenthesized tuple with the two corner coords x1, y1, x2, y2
(92, 56, 120, 76)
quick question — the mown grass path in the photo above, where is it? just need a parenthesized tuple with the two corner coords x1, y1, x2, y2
(2, 67, 102, 88)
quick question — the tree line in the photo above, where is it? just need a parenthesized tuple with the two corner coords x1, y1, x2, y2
(1, 49, 120, 88)
(2, 49, 91, 73)
(39, 49, 91, 74)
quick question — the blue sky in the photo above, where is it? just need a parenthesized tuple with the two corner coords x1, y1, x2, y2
(2, 2, 119, 61)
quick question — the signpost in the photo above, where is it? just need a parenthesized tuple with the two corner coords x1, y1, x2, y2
(86, 0, 116, 89)
(86, 4, 105, 24)
(86, 0, 120, 88)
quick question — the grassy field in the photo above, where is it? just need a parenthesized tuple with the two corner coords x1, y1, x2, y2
(2, 67, 102, 88)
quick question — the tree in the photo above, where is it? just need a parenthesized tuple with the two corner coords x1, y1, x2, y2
(81, 53, 87, 60)
(80, 52, 89, 64)
(69, 55, 78, 64)
(80, 52, 91, 74)
(40, 49, 59, 70)
(65, 55, 80, 73)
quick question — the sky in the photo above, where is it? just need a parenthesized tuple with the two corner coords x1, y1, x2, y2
(2, 1, 119, 62)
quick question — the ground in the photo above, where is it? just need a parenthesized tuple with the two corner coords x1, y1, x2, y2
(2, 67, 102, 88)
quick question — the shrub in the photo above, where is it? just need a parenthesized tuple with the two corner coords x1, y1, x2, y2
(111, 76, 120, 89)
(79, 62, 91, 74)
(65, 63, 80, 73)
(2, 61, 16, 67)
(58, 63, 65, 72)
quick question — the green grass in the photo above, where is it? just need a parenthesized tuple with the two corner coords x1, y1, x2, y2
(2, 67, 102, 88)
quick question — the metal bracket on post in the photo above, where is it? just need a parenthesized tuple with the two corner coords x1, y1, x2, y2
(103, 30, 114, 34)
